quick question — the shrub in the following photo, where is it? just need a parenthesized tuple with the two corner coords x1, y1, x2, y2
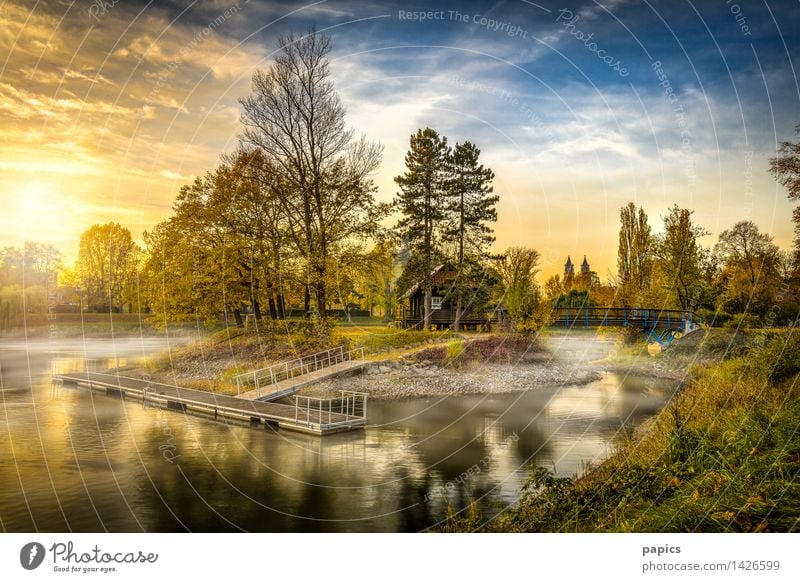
(722, 313, 762, 330)
(758, 332, 800, 385)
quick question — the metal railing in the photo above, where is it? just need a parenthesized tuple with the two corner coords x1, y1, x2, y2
(549, 307, 703, 330)
(234, 346, 366, 394)
(293, 390, 368, 429)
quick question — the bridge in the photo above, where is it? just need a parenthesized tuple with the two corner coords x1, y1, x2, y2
(233, 346, 368, 401)
(549, 307, 703, 346)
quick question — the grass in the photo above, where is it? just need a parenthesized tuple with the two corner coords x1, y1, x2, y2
(117, 320, 470, 393)
(440, 327, 800, 532)
(1, 313, 200, 338)
(333, 325, 459, 360)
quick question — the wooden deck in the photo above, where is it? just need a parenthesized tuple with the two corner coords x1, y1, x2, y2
(54, 372, 367, 436)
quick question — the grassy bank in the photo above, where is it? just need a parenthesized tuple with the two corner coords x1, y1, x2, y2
(442, 328, 800, 532)
(0, 313, 201, 338)
(129, 320, 465, 393)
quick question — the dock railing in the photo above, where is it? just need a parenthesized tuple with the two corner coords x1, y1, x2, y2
(234, 346, 366, 394)
(293, 390, 368, 430)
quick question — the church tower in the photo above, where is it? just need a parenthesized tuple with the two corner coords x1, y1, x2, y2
(564, 256, 575, 278)
(581, 255, 590, 275)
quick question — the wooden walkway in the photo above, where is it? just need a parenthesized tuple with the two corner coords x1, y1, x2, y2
(234, 346, 368, 402)
(54, 372, 367, 436)
(237, 358, 368, 401)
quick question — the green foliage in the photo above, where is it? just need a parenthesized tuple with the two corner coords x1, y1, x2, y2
(495, 246, 541, 331)
(552, 288, 595, 308)
(353, 328, 454, 353)
(722, 312, 762, 330)
(758, 330, 800, 385)
(442, 140, 498, 265)
(654, 205, 709, 312)
(617, 202, 653, 306)
(77, 223, 141, 312)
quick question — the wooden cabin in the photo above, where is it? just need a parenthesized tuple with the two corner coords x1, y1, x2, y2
(398, 265, 501, 330)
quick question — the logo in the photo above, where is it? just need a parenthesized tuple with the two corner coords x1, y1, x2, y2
(20, 542, 46, 570)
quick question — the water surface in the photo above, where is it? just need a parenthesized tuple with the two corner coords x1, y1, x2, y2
(0, 337, 677, 532)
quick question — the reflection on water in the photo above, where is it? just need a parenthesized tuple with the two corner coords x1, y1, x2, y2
(0, 338, 677, 532)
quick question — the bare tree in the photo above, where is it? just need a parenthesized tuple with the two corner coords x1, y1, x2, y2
(239, 30, 384, 340)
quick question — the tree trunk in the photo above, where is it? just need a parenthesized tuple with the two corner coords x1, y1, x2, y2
(423, 286, 432, 330)
(277, 294, 286, 319)
(315, 280, 326, 320)
(453, 292, 463, 332)
(382, 289, 392, 323)
(304, 286, 311, 316)
(252, 298, 262, 320)
(232, 308, 244, 327)
(267, 296, 278, 320)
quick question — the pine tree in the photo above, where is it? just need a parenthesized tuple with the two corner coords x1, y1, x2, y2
(394, 128, 450, 329)
(443, 141, 497, 330)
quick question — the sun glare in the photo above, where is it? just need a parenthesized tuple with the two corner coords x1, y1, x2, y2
(21, 182, 52, 216)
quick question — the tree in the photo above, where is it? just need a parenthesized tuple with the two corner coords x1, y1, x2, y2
(76, 223, 140, 312)
(394, 127, 450, 330)
(218, 149, 293, 321)
(142, 176, 241, 326)
(714, 220, 781, 315)
(360, 240, 400, 323)
(654, 206, 709, 312)
(443, 141, 497, 330)
(616, 202, 653, 307)
(769, 124, 800, 250)
(239, 29, 384, 341)
(495, 247, 541, 331)
(542, 274, 564, 301)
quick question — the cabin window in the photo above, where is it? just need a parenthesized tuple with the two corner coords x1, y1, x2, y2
(431, 296, 442, 310)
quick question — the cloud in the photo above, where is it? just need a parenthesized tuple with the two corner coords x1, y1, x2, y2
(0, 0, 797, 275)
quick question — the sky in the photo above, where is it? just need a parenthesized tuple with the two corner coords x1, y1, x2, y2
(1, 0, 799, 278)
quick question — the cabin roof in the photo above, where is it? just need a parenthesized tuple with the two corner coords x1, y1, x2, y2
(400, 265, 446, 300)
(401, 264, 484, 300)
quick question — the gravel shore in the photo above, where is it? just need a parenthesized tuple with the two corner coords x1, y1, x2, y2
(297, 357, 605, 400)
(296, 330, 691, 400)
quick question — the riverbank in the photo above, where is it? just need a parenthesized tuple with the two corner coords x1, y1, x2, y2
(0, 313, 199, 339)
(113, 325, 719, 400)
(441, 327, 800, 532)
(298, 330, 612, 400)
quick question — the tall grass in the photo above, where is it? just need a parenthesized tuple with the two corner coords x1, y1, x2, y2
(442, 329, 800, 532)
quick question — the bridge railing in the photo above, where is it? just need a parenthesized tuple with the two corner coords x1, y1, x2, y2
(234, 346, 365, 394)
(549, 307, 702, 330)
(293, 390, 368, 429)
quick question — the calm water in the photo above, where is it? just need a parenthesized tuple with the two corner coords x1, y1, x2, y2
(0, 337, 677, 532)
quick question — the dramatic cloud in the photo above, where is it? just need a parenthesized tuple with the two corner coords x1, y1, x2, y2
(1, 0, 798, 276)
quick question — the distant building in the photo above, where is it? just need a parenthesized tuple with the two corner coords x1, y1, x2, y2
(563, 255, 593, 291)
(564, 255, 591, 278)
(581, 255, 591, 275)
(564, 256, 575, 278)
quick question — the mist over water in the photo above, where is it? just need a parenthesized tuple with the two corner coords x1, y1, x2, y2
(0, 332, 677, 532)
